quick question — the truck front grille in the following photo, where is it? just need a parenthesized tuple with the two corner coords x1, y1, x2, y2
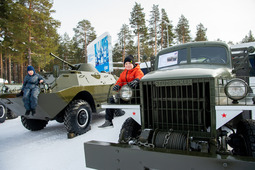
(141, 78, 213, 135)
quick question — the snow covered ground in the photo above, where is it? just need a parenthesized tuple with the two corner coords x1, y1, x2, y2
(0, 111, 128, 170)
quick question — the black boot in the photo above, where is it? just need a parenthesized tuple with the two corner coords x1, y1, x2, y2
(98, 120, 113, 128)
(31, 109, 36, 116)
(114, 109, 125, 117)
(25, 110, 30, 115)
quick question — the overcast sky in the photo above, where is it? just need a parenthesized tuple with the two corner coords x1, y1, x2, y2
(52, 0, 255, 44)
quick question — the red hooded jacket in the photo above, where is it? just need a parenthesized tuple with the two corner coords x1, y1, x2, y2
(115, 64, 144, 87)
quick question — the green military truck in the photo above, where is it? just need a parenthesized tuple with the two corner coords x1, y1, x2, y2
(84, 41, 255, 169)
(0, 53, 116, 137)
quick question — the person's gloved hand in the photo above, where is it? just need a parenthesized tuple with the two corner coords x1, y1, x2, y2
(128, 79, 139, 88)
(112, 85, 121, 91)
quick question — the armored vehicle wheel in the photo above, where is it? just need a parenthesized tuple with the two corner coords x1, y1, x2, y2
(236, 119, 255, 157)
(21, 116, 49, 131)
(118, 117, 141, 143)
(7, 108, 18, 119)
(64, 99, 92, 135)
(0, 104, 7, 123)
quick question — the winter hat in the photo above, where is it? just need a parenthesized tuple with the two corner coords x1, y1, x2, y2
(27, 65, 35, 73)
(124, 55, 135, 66)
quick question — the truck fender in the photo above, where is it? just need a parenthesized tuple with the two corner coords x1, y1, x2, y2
(215, 105, 255, 129)
(101, 104, 141, 125)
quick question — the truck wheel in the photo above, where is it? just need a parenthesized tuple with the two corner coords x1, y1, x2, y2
(64, 99, 92, 135)
(236, 119, 255, 157)
(0, 104, 7, 123)
(21, 116, 49, 131)
(118, 117, 141, 143)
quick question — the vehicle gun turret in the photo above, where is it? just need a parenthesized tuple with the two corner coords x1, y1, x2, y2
(50, 53, 79, 70)
(49, 53, 99, 72)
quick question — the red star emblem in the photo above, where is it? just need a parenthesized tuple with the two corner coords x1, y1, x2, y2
(221, 113, 227, 118)
(132, 112, 136, 115)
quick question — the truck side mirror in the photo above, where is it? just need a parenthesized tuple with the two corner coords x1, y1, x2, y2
(53, 65, 60, 78)
(150, 56, 155, 71)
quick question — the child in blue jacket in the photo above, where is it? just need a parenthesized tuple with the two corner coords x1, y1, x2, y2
(22, 65, 45, 116)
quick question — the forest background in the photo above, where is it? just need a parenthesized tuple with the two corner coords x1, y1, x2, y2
(1, 0, 255, 84)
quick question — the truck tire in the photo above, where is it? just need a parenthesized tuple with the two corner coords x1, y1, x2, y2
(0, 104, 7, 123)
(64, 99, 92, 135)
(118, 117, 141, 143)
(236, 119, 255, 157)
(21, 116, 49, 131)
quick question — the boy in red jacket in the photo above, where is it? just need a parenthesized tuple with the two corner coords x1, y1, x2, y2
(99, 55, 144, 128)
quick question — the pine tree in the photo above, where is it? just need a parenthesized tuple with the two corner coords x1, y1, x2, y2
(129, 2, 147, 62)
(1, 0, 28, 82)
(0, 0, 10, 79)
(57, 33, 76, 69)
(73, 19, 96, 63)
(160, 8, 174, 49)
(112, 42, 124, 77)
(139, 27, 151, 59)
(0, 0, 60, 82)
(20, 0, 60, 67)
(125, 38, 136, 59)
(194, 23, 208, 41)
(117, 24, 134, 62)
(175, 14, 191, 44)
(242, 30, 255, 43)
(148, 4, 160, 56)
(112, 43, 122, 63)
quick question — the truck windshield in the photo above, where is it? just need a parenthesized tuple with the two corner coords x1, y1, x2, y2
(158, 46, 227, 69)
(191, 46, 227, 64)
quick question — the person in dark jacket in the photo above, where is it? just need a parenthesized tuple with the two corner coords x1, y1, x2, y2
(22, 65, 45, 116)
(98, 55, 144, 128)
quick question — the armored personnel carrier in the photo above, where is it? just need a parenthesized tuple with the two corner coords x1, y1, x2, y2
(0, 53, 116, 137)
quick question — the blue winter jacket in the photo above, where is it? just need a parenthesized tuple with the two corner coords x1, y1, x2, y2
(22, 73, 45, 91)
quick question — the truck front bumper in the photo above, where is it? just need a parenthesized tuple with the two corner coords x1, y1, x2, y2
(84, 140, 255, 170)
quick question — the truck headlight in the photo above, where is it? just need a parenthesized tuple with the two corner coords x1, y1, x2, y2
(224, 78, 248, 101)
(120, 85, 132, 101)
